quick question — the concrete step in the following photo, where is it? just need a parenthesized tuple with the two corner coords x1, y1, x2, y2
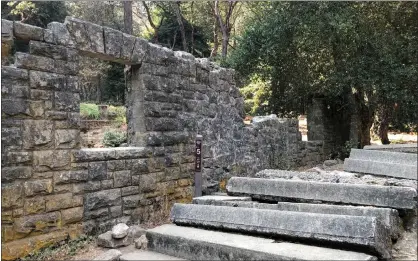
(147, 224, 377, 260)
(170, 203, 391, 259)
(349, 148, 417, 165)
(343, 158, 417, 180)
(192, 195, 251, 204)
(226, 177, 417, 210)
(192, 196, 400, 239)
(364, 144, 417, 154)
(120, 250, 185, 260)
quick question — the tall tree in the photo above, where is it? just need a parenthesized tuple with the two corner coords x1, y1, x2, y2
(123, 1, 133, 34)
(213, 0, 239, 57)
(172, 1, 187, 52)
(229, 2, 418, 148)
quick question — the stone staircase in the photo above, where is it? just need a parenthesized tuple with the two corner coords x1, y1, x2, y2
(124, 149, 417, 260)
(344, 149, 417, 180)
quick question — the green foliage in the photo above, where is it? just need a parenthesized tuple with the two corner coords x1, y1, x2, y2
(108, 105, 127, 127)
(229, 2, 418, 134)
(102, 62, 125, 105)
(6, 1, 67, 28)
(240, 75, 271, 115)
(80, 103, 100, 120)
(147, 3, 211, 57)
(103, 130, 127, 147)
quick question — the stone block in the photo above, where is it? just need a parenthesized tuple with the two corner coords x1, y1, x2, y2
(131, 37, 148, 64)
(110, 206, 122, 218)
(84, 188, 121, 211)
(121, 33, 136, 61)
(15, 52, 55, 72)
(1, 99, 29, 117)
(122, 186, 139, 196)
(93, 249, 122, 261)
(1, 66, 29, 99)
(193, 198, 401, 239)
(2, 225, 15, 242)
(1, 183, 24, 209)
(24, 179, 53, 197)
(112, 147, 153, 160)
(1, 229, 68, 261)
(33, 150, 71, 172)
(24, 196, 45, 215)
(192, 195, 252, 205)
(29, 40, 68, 60)
(102, 179, 114, 189)
(89, 161, 107, 181)
(68, 223, 84, 240)
(29, 70, 66, 90)
(22, 120, 53, 149)
(83, 20, 105, 53)
(344, 158, 417, 180)
(14, 22, 43, 41)
(73, 181, 101, 194)
(45, 193, 73, 211)
(65, 17, 92, 51)
(1, 167, 31, 182)
(1, 19, 14, 44)
(2, 211, 14, 224)
(144, 43, 173, 65)
(123, 195, 141, 209)
(14, 211, 61, 236)
(46, 21, 74, 46)
(104, 27, 122, 58)
(139, 173, 157, 193)
(171, 203, 391, 259)
(227, 177, 418, 210)
(55, 129, 80, 148)
(114, 170, 132, 187)
(107, 160, 125, 171)
(1, 126, 23, 150)
(73, 148, 116, 162)
(31, 90, 53, 100)
(84, 207, 109, 219)
(147, 224, 376, 261)
(349, 148, 417, 164)
(54, 91, 80, 112)
(54, 170, 88, 184)
(61, 207, 83, 224)
(67, 75, 80, 92)
(54, 59, 79, 75)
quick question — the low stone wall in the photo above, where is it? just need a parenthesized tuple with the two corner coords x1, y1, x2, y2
(1, 17, 325, 260)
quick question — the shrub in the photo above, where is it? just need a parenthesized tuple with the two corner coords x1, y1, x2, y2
(80, 103, 100, 119)
(103, 130, 127, 147)
(108, 105, 126, 127)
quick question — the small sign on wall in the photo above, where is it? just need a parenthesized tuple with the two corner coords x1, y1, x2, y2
(194, 135, 203, 197)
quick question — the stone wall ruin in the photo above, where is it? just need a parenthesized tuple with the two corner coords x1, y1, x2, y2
(1, 17, 325, 260)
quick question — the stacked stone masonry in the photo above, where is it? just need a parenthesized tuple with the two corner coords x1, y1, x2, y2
(1, 17, 325, 260)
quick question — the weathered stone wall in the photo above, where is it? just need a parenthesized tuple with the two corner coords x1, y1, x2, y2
(1, 17, 324, 260)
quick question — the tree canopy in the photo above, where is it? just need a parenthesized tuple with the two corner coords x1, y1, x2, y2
(228, 2, 418, 145)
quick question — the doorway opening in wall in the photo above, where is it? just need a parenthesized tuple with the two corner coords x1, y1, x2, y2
(298, 115, 308, 141)
(78, 56, 128, 148)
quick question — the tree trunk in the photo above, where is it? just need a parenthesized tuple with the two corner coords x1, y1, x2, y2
(378, 105, 391, 144)
(123, 1, 133, 35)
(354, 93, 374, 148)
(173, 2, 187, 52)
(221, 32, 229, 58)
(210, 19, 219, 57)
